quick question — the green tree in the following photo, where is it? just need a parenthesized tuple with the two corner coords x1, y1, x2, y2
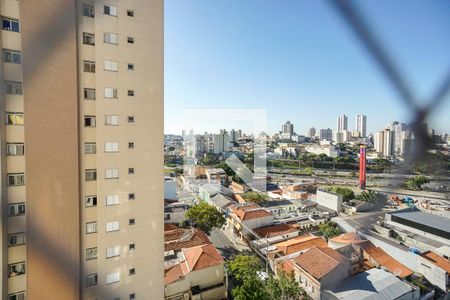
(241, 191, 269, 204)
(355, 190, 378, 203)
(405, 175, 430, 190)
(326, 186, 355, 201)
(318, 221, 341, 239)
(228, 255, 305, 300)
(266, 271, 304, 300)
(185, 202, 225, 234)
(228, 255, 268, 300)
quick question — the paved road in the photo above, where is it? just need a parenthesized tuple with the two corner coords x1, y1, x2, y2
(209, 228, 250, 260)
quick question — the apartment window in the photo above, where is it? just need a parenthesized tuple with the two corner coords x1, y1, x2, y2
(129, 268, 135, 275)
(128, 168, 135, 175)
(129, 218, 135, 225)
(85, 195, 97, 207)
(3, 49, 21, 64)
(129, 243, 135, 250)
(106, 272, 120, 285)
(86, 273, 98, 287)
(127, 36, 134, 44)
(8, 262, 25, 277)
(6, 143, 24, 156)
(127, 10, 134, 17)
(86, 222, 97, 234)
(127, 63, 134, 71)
(106, 195, 119, 206)
(83, 60, 95, 73)
(2, 17, 20, 32)
(128, 193, 135, 200)
(8, 232, 25, 247)
(83, 32, 95, 45)
(85, 169, 97, 181)
(129, 294, 136, 300)
(8, 291, 25, 300)
(104, 32, 118, 45)
(84, 88, 96, 100)
(127, 116, 135, 123)
(82, 4, 95, 17)
(84, 115, 96, 127)
(105, 168, 119, 179)
(128, 142, 135, 149)
(84, 142, 96, 154)
(8, 173, 25, 186)
(106, 246, 120, 258)
(104, 4, 117, 16)
(5, 81, 23, 95)
(8, 203, 25, 217)
(104, 60, 118, 72)
(104, 87, 118, 99)
(6, 112, 24, 125)
(86, 247, 97, 260)
(106, 221, 119, 232)
(128, 90, 135, 96)
(105, 115, 119, 126)
(105, 142, 119, 152)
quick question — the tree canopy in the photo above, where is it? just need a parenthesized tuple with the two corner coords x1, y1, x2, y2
(228, 255, 304, 300)
(326, 186, 355, 201)
(185, 202, 226, 234)
(405, 175, 430, 190)
(318, 221, 341, 239)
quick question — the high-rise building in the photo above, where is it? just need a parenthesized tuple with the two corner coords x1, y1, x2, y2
(0, 1, 163, 299)
(383, 128, 393, 157)
(213, 130, 231, 153)
(282, 121, 294, 136)
(355, 114, 367, 137)
(374, 130, 385, 154)
(319, 128, 333, 142)
(337, 114, 348, 133)
(307, 127, 316, 138)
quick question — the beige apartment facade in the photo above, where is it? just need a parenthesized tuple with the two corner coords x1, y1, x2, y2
(0, 0, 163, 299)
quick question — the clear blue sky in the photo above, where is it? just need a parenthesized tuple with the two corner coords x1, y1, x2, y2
(165, 0, 450, 135)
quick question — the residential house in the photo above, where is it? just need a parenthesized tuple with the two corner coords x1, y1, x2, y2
(227, 203, 274, 240)
(164, 244, 227, 300)
(417, 251, 450, 292)
(357, 241, 413, 279)
(290, 247, 350, 300)
(267, 235, 327, 271)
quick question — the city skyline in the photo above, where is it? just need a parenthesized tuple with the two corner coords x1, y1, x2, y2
(165, 1, 450, 135)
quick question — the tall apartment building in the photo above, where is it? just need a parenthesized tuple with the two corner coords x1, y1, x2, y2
(0, 1, 163, 299)
(319, 128, 333, 142)
(337, 114, 348, 133)
(282, 121, 294, 136)
(307, 127, 316, 138)
(355, 114, 367, 137)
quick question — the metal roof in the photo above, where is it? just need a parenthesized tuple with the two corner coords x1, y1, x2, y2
(324, 268, 416, 300)
(389, 209, 450, 234)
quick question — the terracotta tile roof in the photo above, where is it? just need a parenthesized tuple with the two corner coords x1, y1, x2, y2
(164, 228, 211, 252)
(164, 223, 179, 231)
(360, 241, 413, 278)
(230, 204, 272, 221)
(329, 232, 364, 245)
(254, 224, 298, 238)
(294, 247, 348, 280)
(274, 235, 327, 255)
(278, 260, 295, 275)
(183, 244, 224, 272)
(421, 251, 450, 274)
(165, 244, 224, 285)
(164, 263, 185, 285)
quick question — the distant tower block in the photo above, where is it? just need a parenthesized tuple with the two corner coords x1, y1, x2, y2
(359, 145, 367, 189)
